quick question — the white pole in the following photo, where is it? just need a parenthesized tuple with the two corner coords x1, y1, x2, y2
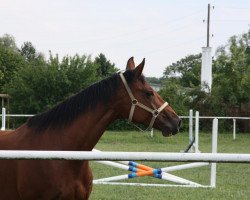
(161, 162, 209, 172)
(95, 160, 129, 171)
(1, 107, 6, 130)
(94, 181, 210, 188)
(195, 111, 199, 153)
(95, 174, 129, 182)
(233, 119, 236, 140)
(189, 109, 193, 144)
(94, 171, 201, 186)
(0, 151, 248, 163)
(210, 118, 218, 188)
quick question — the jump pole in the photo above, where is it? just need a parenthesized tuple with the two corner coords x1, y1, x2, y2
(161, 162, 209, 172)
(0, 151, 249, 162)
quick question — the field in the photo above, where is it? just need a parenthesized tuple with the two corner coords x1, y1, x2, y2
(89, 130, 250, 200)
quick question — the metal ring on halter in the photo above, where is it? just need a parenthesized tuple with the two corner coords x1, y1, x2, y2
(132, 99, 138, 105)
(152, 110, 159, 117)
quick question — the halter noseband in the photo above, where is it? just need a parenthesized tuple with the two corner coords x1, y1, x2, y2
(119, 72, 168, 131)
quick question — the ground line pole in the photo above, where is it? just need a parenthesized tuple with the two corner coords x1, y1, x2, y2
(210, 118, 218, 187)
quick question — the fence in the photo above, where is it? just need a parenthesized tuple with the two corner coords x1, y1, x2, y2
(182, 109, 250, 142)
(0, 109, 250, 188)
(0, 119, 249, 189)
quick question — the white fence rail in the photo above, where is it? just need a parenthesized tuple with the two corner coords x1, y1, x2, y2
(0, 151, 249, 163)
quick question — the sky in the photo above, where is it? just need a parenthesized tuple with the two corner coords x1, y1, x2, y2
(1, 0, 250, 77)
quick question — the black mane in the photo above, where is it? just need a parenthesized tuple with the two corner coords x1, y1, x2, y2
(27, 70, 135, 132)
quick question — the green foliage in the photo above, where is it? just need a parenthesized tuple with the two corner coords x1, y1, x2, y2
(160, 54, 202, 117)
(213, 33, 250, 107)
(0, 35, 122, 128)
(145, 77, 163, 84)
(164, 54, 201, 87)
(0, 41, 25, 91)
(5, 54, 98, 115)
(0, 34, 18, 51)
(108, 119, 136, 131)
(20, 41, 46, 66)
(94, 53, 118, 79)
(161, 30, 250, 132)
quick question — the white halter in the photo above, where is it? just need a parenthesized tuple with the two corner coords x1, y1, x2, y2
(119, 72, 168, 131)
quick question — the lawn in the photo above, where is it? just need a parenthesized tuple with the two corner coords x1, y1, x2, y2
(89, 130, 250, 200)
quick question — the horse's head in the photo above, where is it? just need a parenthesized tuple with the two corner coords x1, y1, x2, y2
(118, 57, 181, 137)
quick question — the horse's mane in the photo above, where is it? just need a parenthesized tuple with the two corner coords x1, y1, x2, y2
(27, 70, 136, 132)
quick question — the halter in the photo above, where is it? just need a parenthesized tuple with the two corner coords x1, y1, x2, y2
(119, 72, 169, 131)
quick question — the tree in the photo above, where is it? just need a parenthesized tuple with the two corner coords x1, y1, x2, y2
(164, 54, 201, 88)
(160, 54, 202, 117)
(145, 77, 162, 85)
(5, 53, 98, 116)
(58, 54, 98, 95)
(212, 31, 250, 132)
(162, 30, 250, 132)
(213, 33, 250, 107)
(20, 41, 46, 66)
(0, 34, 18, 51)
(0, 35, 25, 92)
(94, 53, 118, 78)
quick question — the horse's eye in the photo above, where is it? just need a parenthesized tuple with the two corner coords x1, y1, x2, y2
(145, 91, 154, 97)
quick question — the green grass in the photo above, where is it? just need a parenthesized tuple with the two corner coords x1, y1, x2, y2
(90, 131, 250, 200)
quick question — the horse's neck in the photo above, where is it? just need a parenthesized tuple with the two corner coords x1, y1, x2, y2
(63, 103, 117, 151)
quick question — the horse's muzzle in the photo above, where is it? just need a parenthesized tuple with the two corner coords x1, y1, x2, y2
(161, 117, 181, 137)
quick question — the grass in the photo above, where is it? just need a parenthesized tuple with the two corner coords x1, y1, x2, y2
(89, 130, 250, 200)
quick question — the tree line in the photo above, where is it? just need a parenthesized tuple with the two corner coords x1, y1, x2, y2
(0, 34, 121, 128)
(0, 31, 249, 132)
(159, 30, 250, 132)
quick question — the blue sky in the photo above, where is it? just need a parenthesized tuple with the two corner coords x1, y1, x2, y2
(1, 0, 250, 77)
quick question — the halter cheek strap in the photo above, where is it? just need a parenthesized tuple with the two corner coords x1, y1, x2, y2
(119, 72, 168, 131)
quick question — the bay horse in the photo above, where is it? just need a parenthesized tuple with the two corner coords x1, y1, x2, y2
(0, 57, 181, 200)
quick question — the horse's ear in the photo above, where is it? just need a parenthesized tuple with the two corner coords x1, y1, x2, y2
(134, 58, 145, 78)
(126, 57, 135, 70)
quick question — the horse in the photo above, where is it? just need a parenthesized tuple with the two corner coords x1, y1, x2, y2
(0, 57, 181, 200)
